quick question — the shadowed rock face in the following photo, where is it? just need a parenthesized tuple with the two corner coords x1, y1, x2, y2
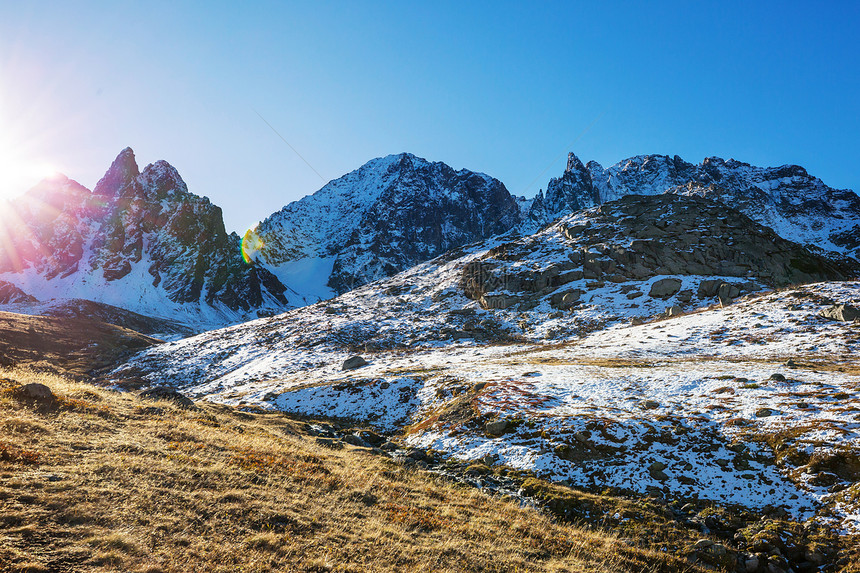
(251, 153, 522, 296)
(464, 194, 860, 311)
(529, 152, 860, 261)
(0, 148, 289, 321)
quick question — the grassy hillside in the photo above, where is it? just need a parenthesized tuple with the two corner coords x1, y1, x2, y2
(0, 311, 160, 376)
(0, 367, 703, 573)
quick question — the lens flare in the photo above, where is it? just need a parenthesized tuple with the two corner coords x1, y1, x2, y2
(242, 230, 264, 264)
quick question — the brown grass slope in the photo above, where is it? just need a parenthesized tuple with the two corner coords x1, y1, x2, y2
(0, 368, 706, 573)
(0, 311, 160, 376)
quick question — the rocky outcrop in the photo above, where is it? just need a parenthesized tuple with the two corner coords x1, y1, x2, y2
(0, 282, 37, 305)
(248, 153, 522, 298)
(820, 304, 860, 322)
(0, 148, 290, 327)
(529, 152, 860, 261)
(464, 194, 859, 311)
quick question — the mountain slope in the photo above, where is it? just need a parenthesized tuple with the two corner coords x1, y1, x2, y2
(0, 148, 290, 328)
(114, 193, 860, 545)
(529, 152, 860, 259)
(245, 153, 522, 300)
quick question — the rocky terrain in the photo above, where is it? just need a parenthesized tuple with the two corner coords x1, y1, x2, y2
(112, 191, 860, 571)
(528, 152, 860, 260)
(245, 152, 522, 299)
(1, 145, 859, 570)
(3, 148, 859, 337)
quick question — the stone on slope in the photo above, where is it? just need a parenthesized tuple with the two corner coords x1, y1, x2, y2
(820, 304, 860, 322)
(342, 356, 369, 370)
(649, 278, 682, 299)
(19, 383, 56, 403)
(138, 386, 195, 408)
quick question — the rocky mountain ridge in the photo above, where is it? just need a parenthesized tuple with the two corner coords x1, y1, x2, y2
(244, 152, 522, 299)
(0, 148, 290, 328)
(528, 152, 860, 261)
(2, 147, 858, 333)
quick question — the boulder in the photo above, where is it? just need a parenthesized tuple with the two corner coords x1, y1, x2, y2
(665, 305, 683, 317)
(649, 278, 682, 299)
(648, 461, 669, 481)
(341, 434, 371, 448)
(316, 437, 343, 449)
(820, 304, 860, 322)
(342, 356, 368, 370)
(697, 279, 725, 298)
(19, 383, 56, 403)
(718, 283, 740, 304)
(485, 419, 508, 436)
(138, 386, 195, 408)
(550, 289, 583, 310)
(357, 430, 385, 446)
(676, 289, 693, 303)
(479, 294, 520, 310)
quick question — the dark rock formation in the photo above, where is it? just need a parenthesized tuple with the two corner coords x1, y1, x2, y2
(464, 194, 859, 311)
(0, 148, 290, 325)
(529, 152, 860, 262)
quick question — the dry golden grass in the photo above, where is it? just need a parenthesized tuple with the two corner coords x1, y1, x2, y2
(0, 311, 160, 376)
(0, 367, 703, 573)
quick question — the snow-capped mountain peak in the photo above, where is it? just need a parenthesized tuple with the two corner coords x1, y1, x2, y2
(247, 152, 522, 301)
(0, 148, 290, 330)
(529, 152, 860, 260)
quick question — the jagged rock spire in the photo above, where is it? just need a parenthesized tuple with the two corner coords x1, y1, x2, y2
(94, 147, 140, 197)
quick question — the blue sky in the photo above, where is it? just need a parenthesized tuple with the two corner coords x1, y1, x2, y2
(1, 1, 858, 232)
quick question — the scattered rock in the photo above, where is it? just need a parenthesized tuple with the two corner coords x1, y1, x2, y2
(742, 556, 760, 573)
(820, 303, 860, 322)
(649, 461, 669, 481)
(315, 437, 343, 449)
(485, 419, 508, 436)
(19, 383, 56, 403)
(407, 448, 427, 461)
(342, 355, 369, 370)
(357, 430, 385, 446)
(642, 399, 660, 410)
(341, 434, 370, 448)
(755, 407, 774, 418)
(665, 305, 683, 317)
(769, 373, 786, 382)
(138, 386, 195, 408)
(649, 278, 682, 299)
(697, 279, 725, 298)
(718, 283, 740, 304)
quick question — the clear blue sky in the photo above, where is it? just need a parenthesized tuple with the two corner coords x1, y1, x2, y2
(1, 1, 858, 232)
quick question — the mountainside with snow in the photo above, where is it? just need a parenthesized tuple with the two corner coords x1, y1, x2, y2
(114, 192, 860, 544)
(528, 153, 860, 260)
(244, 153, 522, 301)
(0, 148, 290, 329)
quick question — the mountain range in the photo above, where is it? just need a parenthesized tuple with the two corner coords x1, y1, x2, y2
(529, 153, 860, 259)
(1, 147, 858, 331)
(4, 145, 860, 568)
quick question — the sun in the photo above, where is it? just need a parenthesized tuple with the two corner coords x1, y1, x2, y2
(0, 138, 59, 201)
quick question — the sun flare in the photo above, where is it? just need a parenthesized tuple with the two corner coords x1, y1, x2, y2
(0, 141, 59, 201)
